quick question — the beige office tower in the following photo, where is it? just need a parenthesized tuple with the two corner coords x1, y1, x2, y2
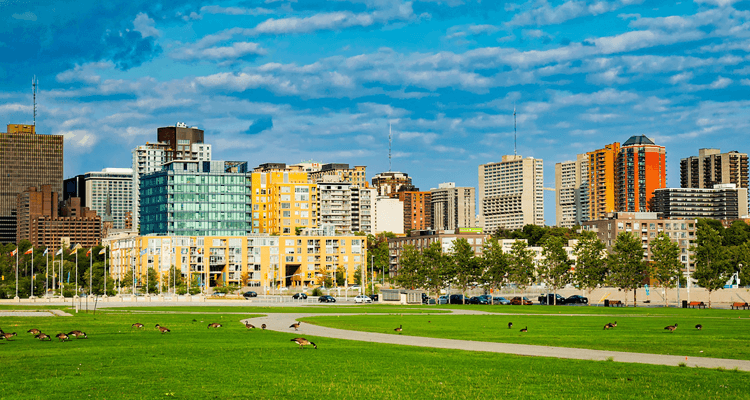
(478, 155, 544, 232)
(430, 182, 476, 231)
(555, 154, 589, 228)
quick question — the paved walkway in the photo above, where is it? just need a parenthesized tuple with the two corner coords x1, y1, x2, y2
(243, 310, 750, 372)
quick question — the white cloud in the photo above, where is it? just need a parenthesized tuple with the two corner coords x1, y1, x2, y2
(508, 0, 642, 27)
(710, 76, 732, 89)
(171, 42, 267, 63)
(133, 13, 160, 38)
(200, 5, 275, 16)
(60, 129, 97, 150)
(12, 11, 37, 21)
(741, 79, 750, 86)
(670, 72, 693, 84)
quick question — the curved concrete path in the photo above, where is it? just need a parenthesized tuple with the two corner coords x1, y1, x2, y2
(243, 310, 750, 372)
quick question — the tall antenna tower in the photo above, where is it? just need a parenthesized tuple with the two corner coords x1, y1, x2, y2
(513, 103, 517, 156)
(32, 76, 38, 126)
(388, 122, 392, 171)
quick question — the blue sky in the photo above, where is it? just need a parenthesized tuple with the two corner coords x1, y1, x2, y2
(2, 0, 750, 225)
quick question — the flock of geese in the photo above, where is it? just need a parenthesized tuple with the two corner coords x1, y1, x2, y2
(0, 327, 87, 342)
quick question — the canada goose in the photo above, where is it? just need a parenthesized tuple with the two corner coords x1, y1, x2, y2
(508, 322, 513, 329)
(132, 323, 144, 329)
(261, 324, 267, 330)
(695, 324, 702, 330)
(208, 323, 222, 329)
(290, 337, 317, 349)
(664, 323, 678, 332)
(1, 332, 17, 340)
(290, 322, 301, 331)
(520, 327, 528, 333)
(68, 330, 88, 339)
(155, 324, 171, 333)
(394, 325, 402, 333)
(604, 321, 617, 330)
(245, 322, 255, 329)
(35, 333, 51, 341)
(27, 328, 41, 335)
(56, 333, 69, 342)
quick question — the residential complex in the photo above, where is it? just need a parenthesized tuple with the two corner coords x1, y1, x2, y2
(250, 163, 316, 235)
(555, 154, 589, 228)
(430, 182, 476, 231)
(680, 149, 748, 190)
(616, 135, 666, 212)
(395, 191, 432, 234)
(0, 124, 64, 243)
(478, 155, 544, 232)
(653, 184, 748, 220)
(587, 142, 620, 220)
(64, 168, 133, 230)
(371, 171, 415, 196)
(373, 197, 404, 234)
(316, 179, 375, 234)
(306, 163, 368, 187)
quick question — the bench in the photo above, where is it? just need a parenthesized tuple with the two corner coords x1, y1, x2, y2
(609, 300, 623, 307)
(731, 302, 749, 310)
(689, 301, 706, 309)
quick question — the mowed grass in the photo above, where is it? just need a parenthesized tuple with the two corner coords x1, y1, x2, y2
(97, 305, 448, 314)
(302, 313, 750, 360)
(434, 303, 750, 316)
(0, 312, 749, 399)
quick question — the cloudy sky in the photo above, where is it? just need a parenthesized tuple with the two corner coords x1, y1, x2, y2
(2, 0, 750, 225)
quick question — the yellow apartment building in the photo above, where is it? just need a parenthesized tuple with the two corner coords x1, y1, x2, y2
(250, 163, 317, 235)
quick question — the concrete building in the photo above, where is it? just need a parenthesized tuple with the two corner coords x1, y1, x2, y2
(316, 179, 375, 234)
(555, 154, 589, 228)
(430, 183, 476, 231)
(140, 161, 250, 237)
(681, 148, 749, 215)
(616, 135, 667, 212)
(250, 163, 317, 235)
(374, 197, 404, 234)
(478, 155, 544, 232)
(371, 171, 415, 196)
(16, 185, 101, 250)
(305, 163, 368, 187)
(387, 230, 488, 275)
(0, 124, 64, 243)
(653, 184, 749, 220)
(396, 191, 432, 234)
(65, 168, 133, 230)
(587, 142, 620, 221)
(104, 230, 366, 290)
(582, 212, 696, 278)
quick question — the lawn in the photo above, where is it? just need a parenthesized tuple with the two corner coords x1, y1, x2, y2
(96, 305, 448, 314)
(0, 311, 748, 399)
(433, 303, 750, 317)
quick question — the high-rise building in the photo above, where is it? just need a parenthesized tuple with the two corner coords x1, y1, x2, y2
(555, 154, 589, 228)
(653, 184, 748, 220)
(302, 163, 368, 187)
(0, 124, 64, 243)
(587, 142, 620, 221)
(140, 161, 250, 237)
(396, 191, 432, 234)
(157, 122, 209, 161)
(373, 197, 404, 234)
(615, 135, 666, 212)
(250, 163, 317, 235)
(681, 149, 748, 189)
(478, 155, 544, 232)
(316, 178, 375, 234)
(430, 183, 476, 231)
(65, 168, 133, 231)
(371, 171, 415, 196)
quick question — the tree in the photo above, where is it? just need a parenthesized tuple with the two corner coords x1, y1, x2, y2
(335, 266, 347, 287)
(421, 242, 451, 303)
(394, 245, 421, 290)
(480, 238, 509, 293)
(367, 232, 395, 282)
(573, 231, 607, 303)
(693, 223, 731, 308)
(451, 238, 480, 304)
(145, 267, 159, 294)
(607, 232, 648, 307)
(507, 240, 535, 291)
(728, 242, 750, 288)
(649, 233, 682, 307)
(539, 236, 572, 305)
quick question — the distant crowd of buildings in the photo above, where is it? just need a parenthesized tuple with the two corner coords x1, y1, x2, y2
(1, 120, 748, 289)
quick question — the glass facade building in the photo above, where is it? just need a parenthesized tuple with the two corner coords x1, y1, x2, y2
(140, 161, 251, 236)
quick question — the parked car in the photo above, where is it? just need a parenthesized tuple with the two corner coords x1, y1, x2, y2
(538, 293, 567, 305)
(566, 295, 589, 304)
(510, 296, 533, 305)
(449, 294, 465, 304)
(421, 293, 437, 305)
(318, 295, 336, 303)
(354, 295, 372, 304)
(492, 296, 511, 305)
(368, 294, 379, 302)
(467, 296, 490, 305)
(242, 291, 258, 298)
(438, 295, 449, 304)
(292, 293, 308, 299)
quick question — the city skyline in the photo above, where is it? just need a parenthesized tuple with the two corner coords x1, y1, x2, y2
(2, 0, 750, 225)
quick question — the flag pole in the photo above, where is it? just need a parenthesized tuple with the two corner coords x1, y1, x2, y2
(15, 245, 19, 299)
(104, 247, 107, 296)
(30, 247, 34, 298)
(46, 250, 49, 297)
(89, 248, 93, 297)
(75, 249, 78, 297)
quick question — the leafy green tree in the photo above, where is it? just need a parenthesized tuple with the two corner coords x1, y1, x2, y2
(649, 233, 682, 307)
(607, 232, 648, 307)
(729, 242, 750, 288)
(353, 266, 362, 286)
(367, 232, 395, 282)
(451, 238, 480, 304)
(480, 238, 509, 292)
(573, 231, 607, 302)
(723, 220, 750, 246)
(693, 223, 731, 308)
(335, 266, 347, 286)
(394, 245, 421, 290)
(539, 236, 572, 305)
(421, 242, 451, 303)
(145, 267, 159, 294)
(507, 240, 535, 290)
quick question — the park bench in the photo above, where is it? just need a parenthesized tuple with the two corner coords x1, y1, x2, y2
(609, 300, 623, 307)
(689, 301, 706, 309)
(731, 302, 749, 310)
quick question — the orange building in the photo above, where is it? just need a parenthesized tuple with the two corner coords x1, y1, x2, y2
(587, 142, 620, 220)
(616, 135, 666, 212)
(396, 191, 432, 233)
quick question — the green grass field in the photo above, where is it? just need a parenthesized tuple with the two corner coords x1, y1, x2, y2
(96, 305, 448, 314)
(1, 307, 749, 399)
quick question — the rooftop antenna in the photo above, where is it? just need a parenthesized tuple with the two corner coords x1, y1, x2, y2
(388, 122, 392, 172)
(513, 103, 517, 156)
(32, 76, 38, 126)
